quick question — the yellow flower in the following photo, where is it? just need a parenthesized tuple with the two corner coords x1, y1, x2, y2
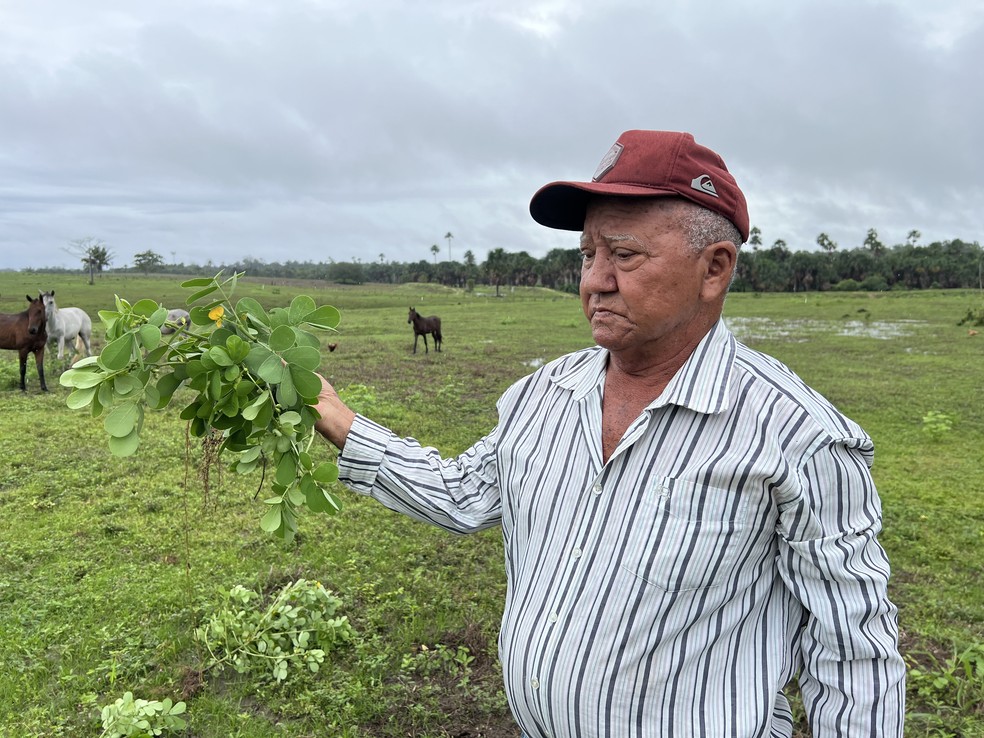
(208, 305, 225, 328)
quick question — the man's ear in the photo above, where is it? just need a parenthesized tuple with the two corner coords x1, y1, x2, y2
(700, 241, 737, 301)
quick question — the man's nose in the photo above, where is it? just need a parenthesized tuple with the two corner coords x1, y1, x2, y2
(581, 253, 617, 292)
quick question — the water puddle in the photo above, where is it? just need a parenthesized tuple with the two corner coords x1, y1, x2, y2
(725, 317, 924, 342)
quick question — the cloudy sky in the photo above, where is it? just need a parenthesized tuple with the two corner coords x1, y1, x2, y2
(1, 0, 981, 271)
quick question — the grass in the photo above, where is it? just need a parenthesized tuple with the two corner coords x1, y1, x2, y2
(1, 273, 983, 737)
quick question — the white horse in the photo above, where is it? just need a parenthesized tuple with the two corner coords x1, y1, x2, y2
(41, 290, 93, 361)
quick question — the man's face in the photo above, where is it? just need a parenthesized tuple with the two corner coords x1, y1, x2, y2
(578, 198, 712, 359)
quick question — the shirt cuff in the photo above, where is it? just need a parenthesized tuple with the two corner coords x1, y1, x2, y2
(337, 414, 394, 494)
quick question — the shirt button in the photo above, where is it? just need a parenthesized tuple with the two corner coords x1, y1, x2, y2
(548, 612, 558, 623)
(592, 483, 603, 495)
(572, 547, 582, 560)
(531, 677, 540, 689)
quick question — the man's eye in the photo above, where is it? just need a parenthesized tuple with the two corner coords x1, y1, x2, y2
(614, 250, 636, 260)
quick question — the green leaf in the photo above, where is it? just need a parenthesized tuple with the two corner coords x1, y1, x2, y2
(185, 359, 207, 378)
(282, 345, 321, 371)
(303, 476, 329, 512)
(60, 367, 107, 389)
(275, 453, 297, 487)
(293, 329, 320, 349)
(219, 391, 240, 417)
(236, 297, 269, 326)
(189, 305, 214, 326)
(279, 411, 302, 427)
(244, 346, 274, 376)
(257, 355, 287, 384)
(260, 506, 282, 532)
(268, 307, 289, 328)
(313, 462, 339, 484)
(225, 334, 250, 363)
(155, 373, 183, 406)
(148, 306, 169, 327)
(242, 392, 271, 421)
(180, 276, 216, 288)
(200, 353, 219, 372)
(132, 299, 161, 318)
(186, 284, 219, 304)
(179, 400, 201, 421)
(138, 324, 161, 351)
(205, 329, 232, 349)
(290, 365, 322, 401)
(269, 325, 296, 352)
(144, 345, 168, 364)
(208, 346, 235, 367)
(189, 416, 207, 437)
(289, 295, 317, 324)
(303, 305, 341, 330)
(104, 403, 142, 438)
(66, 386, 97, 409)
(209, 369, 223, 399)
(240, 446, 262, 463)
(98, 381, 114, 408)
(277, 371, 298, 406)
(143, 383, 161, 408)
(252, 398, 274, 428)
(59, 367, 95, 388)
(108, 428, 141, 457)
(99, 334, 136, 371)
(287, 484, 305, 506)
(97, 309, 121, 332)
(113, 374, 145, 396)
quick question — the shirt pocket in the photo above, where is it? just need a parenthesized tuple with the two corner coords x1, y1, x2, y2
(620, 476, 752, 592)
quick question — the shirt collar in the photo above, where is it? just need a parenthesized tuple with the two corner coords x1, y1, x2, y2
(551, 319, 736, 415)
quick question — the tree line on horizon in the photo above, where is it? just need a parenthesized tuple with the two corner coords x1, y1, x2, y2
(32, 230, 984, 294)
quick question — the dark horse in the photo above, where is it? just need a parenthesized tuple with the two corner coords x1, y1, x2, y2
(408, 307, 442, 354)
(0, 294, 49, 391)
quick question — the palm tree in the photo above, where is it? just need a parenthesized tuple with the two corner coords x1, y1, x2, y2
(864, 228, 886, 257)
(816, 233, 838, 254)
(444, 231, 454, 261)
(430, 244, 440, 264)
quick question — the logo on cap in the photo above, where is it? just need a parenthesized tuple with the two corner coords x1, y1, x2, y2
(691, 174, 719, 198)
(593, 142, 623, 182)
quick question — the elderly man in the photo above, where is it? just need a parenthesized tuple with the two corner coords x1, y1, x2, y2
(314, 130, 905, 737)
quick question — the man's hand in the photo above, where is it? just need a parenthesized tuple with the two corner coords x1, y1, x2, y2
(313, 374, 356, 449)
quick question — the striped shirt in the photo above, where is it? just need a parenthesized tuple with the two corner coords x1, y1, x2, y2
(337, 319, 905, 737)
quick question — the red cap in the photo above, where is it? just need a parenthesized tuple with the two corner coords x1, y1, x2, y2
(529, 130, 749, 242)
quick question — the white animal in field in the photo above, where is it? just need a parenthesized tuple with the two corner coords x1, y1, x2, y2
(161, 308, 191, 335)
(41, 290, 92, 361)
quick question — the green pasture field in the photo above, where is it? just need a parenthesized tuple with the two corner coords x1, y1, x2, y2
(0, 272, 982, 737)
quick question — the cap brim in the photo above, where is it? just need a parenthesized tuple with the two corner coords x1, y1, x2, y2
(529, 181, 683, 231)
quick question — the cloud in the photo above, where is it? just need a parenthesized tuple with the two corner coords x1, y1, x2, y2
(0, 0, 980, 271)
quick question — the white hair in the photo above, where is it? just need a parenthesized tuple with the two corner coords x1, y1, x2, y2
(674, 201, 744, 255)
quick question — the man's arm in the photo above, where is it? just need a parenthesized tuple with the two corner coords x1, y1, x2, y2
(311, 373, 502, 534)
(777, 438, 906, 737)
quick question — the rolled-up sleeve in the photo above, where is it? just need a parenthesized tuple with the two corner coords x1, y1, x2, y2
(777, 437, 906, 737)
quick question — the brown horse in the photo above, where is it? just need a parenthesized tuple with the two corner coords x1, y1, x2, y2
(0, 294, 49, 391)
(408, 307, 442, 354)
